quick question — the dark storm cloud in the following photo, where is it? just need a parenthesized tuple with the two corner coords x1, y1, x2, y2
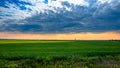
(0, 0, 120, 33)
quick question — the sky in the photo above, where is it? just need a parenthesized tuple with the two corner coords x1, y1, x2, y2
(0, 0, 120, 40)
(0, 32, 120, 40)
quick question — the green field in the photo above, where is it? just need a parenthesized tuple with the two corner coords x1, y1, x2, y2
(0, 40, 120, 68)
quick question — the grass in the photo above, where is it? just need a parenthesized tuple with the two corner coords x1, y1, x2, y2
(0, 40, 120, 68)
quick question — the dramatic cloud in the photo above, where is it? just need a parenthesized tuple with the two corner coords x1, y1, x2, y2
(0, 0, 120, 33)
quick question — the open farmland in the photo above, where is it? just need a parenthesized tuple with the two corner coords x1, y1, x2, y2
(0, 40, 120, 68)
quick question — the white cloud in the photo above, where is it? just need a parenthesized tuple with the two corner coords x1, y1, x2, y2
(67, 0, 89, 6)
(20, 0, 45, 5)
(4, 0, 118, 23)
(0, 0, 90, 22)
(0, 0, 120, 32)
(97, 0, 113, 4)
(0, 2, 31, 21)
(22, 0, 89, 15)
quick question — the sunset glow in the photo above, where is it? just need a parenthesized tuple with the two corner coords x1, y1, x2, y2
(0, 32, 120, 40)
